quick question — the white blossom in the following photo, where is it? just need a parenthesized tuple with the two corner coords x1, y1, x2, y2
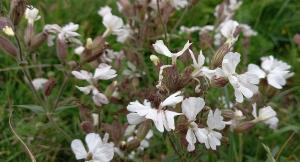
(220, 52, 259, 103)
(153, 40, 192, 64)
(127, 91, 183, 132)
(261, 56, 293, 89)
(44, 23, 81, 46)
(72, 64, 117, 106)
(220, 20, 239, 43)
(25, 6, 41, 25)
(179, 26, 201, 34)
(71, 133, 114, 162)
(31, 78, 48, 90)
(182, 97, 206, 151)
(198, 109, 226, 150)
(252, 104, 279, 129)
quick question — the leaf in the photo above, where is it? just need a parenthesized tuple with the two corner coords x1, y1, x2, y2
(262, 143, 276, 162)
(15, 105, 45, 114)
(55, 105, 76, 113)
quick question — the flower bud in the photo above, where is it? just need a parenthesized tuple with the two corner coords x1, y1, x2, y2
(222, 109, 234, 119)
(24, 24, 34, 46)
(125, 139, 140, 151)
(150, 55, 160, 66)
(9, 0, 27, 25)
(211, 76, 228, 87)
(43, 78, 56, 96)
(136, 120, 151, 140)
(86, 38, 93, 50)
(2, 26, 15, 36)
(0, 35, 18, 57)
(104, 81, 118, 97)
(56, 38, 68, 62)
(80, 121, 94, 133)
(28, 32, 47, 51)
(234, 121, 255, 133)
(211, 43, 231, 68)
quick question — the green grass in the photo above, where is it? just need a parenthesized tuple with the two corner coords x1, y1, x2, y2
(0, 0, 300, 161)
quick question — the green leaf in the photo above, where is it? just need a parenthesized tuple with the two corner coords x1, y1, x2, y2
(55, 105, 76, 113)
(262, 143, 276, 162)
(15, 105, 45, 114)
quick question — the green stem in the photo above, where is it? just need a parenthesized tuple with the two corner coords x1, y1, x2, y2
(156, 0, 168, 42)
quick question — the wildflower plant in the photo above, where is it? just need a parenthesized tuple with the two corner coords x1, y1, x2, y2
(0, 0, 298, 161)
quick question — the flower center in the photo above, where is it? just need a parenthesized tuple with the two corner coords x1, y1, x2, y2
(86, 152, 93, 161)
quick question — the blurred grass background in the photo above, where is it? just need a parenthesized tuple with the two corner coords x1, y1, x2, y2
(0, 0, 300, 161)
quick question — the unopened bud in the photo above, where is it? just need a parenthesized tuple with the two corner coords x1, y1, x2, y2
(43, 78, 56, 96)
(125, 139, 140, 151)
(211, 43, 231, 68)
(56, 38, 68, 62)
(222, 109, 234, 119)
(9, 0, 27, 25)
(67, 61, 78, 69)
(0, 35, 18, 57)
(86, 38, 93, 50)
(80, 121, 94, 133)
(136, 120, 151, 140)
(2, 26, 15, 36)
(104, 81, 118, 97)
(29, 32, 47, 51)
(150, 55, 160, 66)
(211, 76, 228, 87)
(234, 121, 255, 133)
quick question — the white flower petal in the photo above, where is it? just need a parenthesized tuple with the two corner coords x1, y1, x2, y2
(153, 40, 173, 57)
(85, 133, 102, 152)
(71, 139, 87, 160)
(182, 97, 205, 121)
(160, 91, 184, 107)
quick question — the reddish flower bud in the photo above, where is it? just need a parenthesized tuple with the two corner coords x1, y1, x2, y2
(9, 0, 26, 25)
(43, 78, 56, 96)
(80, 121, 94, 134)
(234, 121, 255, 133)
(56, 38, 68, 62)
(29, 32, 47, 51)
(211, 76, 228, 87)
(211, 43, 231, 68)
(0, 35, 18, 58)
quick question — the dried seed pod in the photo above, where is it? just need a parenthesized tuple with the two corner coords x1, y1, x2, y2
(0, 35, 18, 58)
(9, 0, 27, 25)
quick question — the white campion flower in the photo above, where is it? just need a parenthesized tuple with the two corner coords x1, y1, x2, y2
(182, 97, 206, 152)
(98, 6, 132, 43)
(153, 40, 192, 64)
(44, 23, 81, 46)
(220, 20, 239, 43)
(25, 6, 41, 25)
(198, 109, 226, 150)
(127, 91, 183, 132)
(31, 78, 48, 90)
(220, 52, 259, 103)
(261, 56, 294, 89)
(72, 63, 117, 106)
(114, 24, 133, 43)
(71, 133, 114, 162)
(252, 104, 279, 129)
